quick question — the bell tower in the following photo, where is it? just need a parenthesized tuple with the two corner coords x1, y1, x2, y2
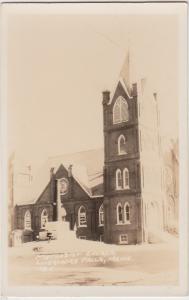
(102, 79, 142, 244)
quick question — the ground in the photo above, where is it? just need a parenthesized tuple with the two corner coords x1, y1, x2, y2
(8, 233, 179, 286)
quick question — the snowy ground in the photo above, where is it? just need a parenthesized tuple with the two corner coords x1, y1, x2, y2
(8, 234, 179, 286)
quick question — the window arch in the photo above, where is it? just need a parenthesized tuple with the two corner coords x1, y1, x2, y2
(99, 204, 104, 226)
(59, 178, 69, 195)
(78, 206, 87, 227)
(41, 209, 48, 228)
(24, 210, 31, 230)
(117, 203, 123, 224)
(118, 134, 127, 155)
(124, 203, 130, 223)
(116, 169, 122, 190)
(113, 96, 129, 124)
(123, 168, 130, 189)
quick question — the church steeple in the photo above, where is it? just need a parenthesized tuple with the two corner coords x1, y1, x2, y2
(119, 51, 131, 94)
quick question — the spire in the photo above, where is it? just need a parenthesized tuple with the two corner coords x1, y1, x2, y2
(119, 50, 131, 94)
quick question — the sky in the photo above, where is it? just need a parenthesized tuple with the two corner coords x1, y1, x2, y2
(5, 5, 181, 169)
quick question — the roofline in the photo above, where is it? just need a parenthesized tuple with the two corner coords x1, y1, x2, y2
(108, 77, 133, 105)
(60, 164, 93, 198)
(48, 147, 104, 161)
(16, 162, 103, 206)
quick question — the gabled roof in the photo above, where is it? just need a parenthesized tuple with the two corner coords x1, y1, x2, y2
(108, 51, 133, 105)
(15, 148, 104, 205)
(108, 77, 132, 105)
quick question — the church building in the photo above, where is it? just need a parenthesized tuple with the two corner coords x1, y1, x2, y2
(13, 62, 164, 245)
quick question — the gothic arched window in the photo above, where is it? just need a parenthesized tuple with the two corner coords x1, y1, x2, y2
(24, 210, 31, 230)
(41, 209, 48, 228)
(124, 203, 130, 223)
(118, 134, 127, 155)
(117, 203, 123, 224)
(123, 168, 130, 189)
(78, 206, 87, 227)
(116, 169, 122, 190)
(99, 204, 104, 226)
(113, 96, 129, 124)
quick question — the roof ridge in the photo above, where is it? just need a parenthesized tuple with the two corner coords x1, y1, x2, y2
(47, 147, 103, 161)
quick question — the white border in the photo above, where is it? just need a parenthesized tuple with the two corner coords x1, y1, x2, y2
(0, 1, 188, 298)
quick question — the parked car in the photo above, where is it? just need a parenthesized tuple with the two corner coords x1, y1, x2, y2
(36, 227, 57, 241)
(36, 229, 48, 241)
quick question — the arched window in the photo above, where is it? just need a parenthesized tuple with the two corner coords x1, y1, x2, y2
(116, 169, 122, 190)
(59, 178, 69, 195)
(41, 209, 48, 228)
(123, 168, 129, 189)
(124, 203, 130, 223)
(24, 210, 31, 230)
(78, 206, 87, 227)
(99, 204, 104, 226)
(117, 203, 123, 224)
(118, 134, 127, 155)
(113, 96, 129, 124)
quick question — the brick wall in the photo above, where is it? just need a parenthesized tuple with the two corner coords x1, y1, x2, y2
(102, 80, 142, 244)
(14, 164, 104, 242)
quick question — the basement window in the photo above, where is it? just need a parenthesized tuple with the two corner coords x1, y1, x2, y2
(119, 234, 128, 244)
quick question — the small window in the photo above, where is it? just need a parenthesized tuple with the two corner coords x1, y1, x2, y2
(116, 169, 122, 190)
(124, 203, 130, 223)
(24, 210, 31, 230)
(117, 203, 123, 224)
(113, 96, 129, 124)
(123, 168, 129, 189)
(99, 204, 104, 226)
(118, 135, 127, 155)
(78, 206, 87, 227)
(41, 209, 48, 228)
(119, 234, 128, 244)
(79, 236, 86, 240)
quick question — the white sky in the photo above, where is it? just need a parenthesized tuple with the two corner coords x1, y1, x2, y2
(5, 7, 180, 168)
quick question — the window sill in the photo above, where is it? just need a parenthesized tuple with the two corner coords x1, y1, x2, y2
(116, 187, 130, 191)
(78, 225, 87, 228)
(116, 187, 123, 191)
(116, 222, 131, 226)
(113, 120, 128, 125)
(98, 224, 104, 227)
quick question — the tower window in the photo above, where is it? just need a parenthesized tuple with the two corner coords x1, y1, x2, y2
(41, 209, 48, 228)
(123, 168, 130, 189)
(78, 206, 87, 227)
(124, 203, 130, 223)
(117, 203, 123, 224)
(116, 169, 122, 190)
(99, 204, 104, 226)
(24, 210, 31, 230)
(113, 96, 129, 124)
(118, 134, 127, 155)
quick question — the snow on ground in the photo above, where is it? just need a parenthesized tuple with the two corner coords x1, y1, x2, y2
(8, 235, 179, 286)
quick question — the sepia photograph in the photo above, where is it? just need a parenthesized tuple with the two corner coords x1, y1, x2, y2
(0, 1, 188, 297)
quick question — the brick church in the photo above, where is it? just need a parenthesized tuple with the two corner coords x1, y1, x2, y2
(14, 62, 164, 245)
